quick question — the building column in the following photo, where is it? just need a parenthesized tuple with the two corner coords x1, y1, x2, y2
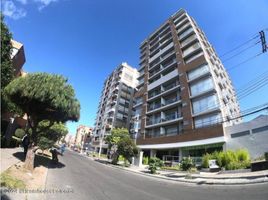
(134, 150, 143, 167)
(179, 148, 183, 162)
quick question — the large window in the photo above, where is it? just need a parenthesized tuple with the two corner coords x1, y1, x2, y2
(134, 106, 142, 116)
(165, 125, 179, 136)
(190, 77, 214, 96)
(135, 97, 143, 105)
(192, 94, 218, 114)
(187, 64, 209, 81)
(194, 113, 221, 128)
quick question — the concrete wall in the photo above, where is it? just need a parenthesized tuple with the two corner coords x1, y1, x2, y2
(225, 115, 268, 159)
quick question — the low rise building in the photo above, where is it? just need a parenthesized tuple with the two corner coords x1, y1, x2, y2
(225, 115, 268, 159)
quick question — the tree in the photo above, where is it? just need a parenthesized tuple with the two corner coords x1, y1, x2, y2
(105, 128, 137, 165)
(4, 73, 80, 170)
(117, 136, 138, 165)
(1, 13, 15, 115)
(36, 121, 68, 153)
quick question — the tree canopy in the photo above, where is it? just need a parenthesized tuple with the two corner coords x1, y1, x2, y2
(105, 128, 138, 164)
(36, 121, 68, 151)
(1, 14, 15, 114)
(4, 72, 80, 143)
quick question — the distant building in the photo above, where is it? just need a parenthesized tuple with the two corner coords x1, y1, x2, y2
(92, 62, 139, 154)
(75, 125, 93, 151)
(225, 115, 268, 159)
(65, 134, 75, 146)
(10, 39, 26, 77)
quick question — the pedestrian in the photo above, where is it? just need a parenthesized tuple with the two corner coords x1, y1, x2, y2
(60, 143, 66, 155)
(21, 133, 30, 157)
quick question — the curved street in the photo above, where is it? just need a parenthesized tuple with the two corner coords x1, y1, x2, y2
(45, 150, 268, 200)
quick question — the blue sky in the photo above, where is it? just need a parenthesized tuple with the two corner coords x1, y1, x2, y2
(3, 0, 268, 135)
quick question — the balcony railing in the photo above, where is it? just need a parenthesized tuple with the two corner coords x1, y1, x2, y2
(146, 112, 182, 126)
(148, 82, 179, 101)
(148, 103, 161, 111)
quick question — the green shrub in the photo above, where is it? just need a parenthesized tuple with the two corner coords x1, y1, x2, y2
(14, 128, 25, 139)
(118, 155, 124, 161)
(142, 156, 149, 165)
(148, 157, 163, 174)
(202, 153, 211, 168)
(236, 149, 250, 162)
(201, 149, 251, 170)
(181, 157, 194, 171)
(265, 152, 268, 161)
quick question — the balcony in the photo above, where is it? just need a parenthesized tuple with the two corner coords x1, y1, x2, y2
(181, 34, 198, 48)
(148, 103, 161, 112)
(106, 107, 115, 114)
(146, 113, 182, 128)
(149, 58, 177, 81)
(148, 82, 180, 102)
(148, 68, 179, 91)
(147, 98, 181, 115)
(149, 42, 174, 64)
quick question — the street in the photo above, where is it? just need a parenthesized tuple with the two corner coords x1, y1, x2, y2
(45, 150, 268, 200)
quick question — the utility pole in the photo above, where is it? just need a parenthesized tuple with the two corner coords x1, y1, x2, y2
(259, 30, 267, 53)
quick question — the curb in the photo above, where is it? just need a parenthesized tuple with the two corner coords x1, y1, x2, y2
(93, 159, 268, 186)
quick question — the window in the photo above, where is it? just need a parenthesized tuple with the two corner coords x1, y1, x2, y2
(180, 34, 197, 47)
(190, 77, 214, 96)
(184, 51, 203, 64)
(192, 94, 218, 114)
(187, 64, 209, 80)
(134, 106, 142, 116)
(116, 113, 123, 120)
(178, 27, 194, 40)
(135, 97, 143, 105)
(194, 113, 221, 128)
(138, 77, 144, 85)
(182, 42, 201, 57)
(165, 125, 179, 136)
(124, 73, 133, 81)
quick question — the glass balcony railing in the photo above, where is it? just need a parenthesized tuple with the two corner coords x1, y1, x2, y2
(148, 103, 161, 111)
(146, 112, 182, 126)
(163, 112, 181, 121)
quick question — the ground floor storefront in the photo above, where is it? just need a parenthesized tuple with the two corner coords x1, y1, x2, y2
(137, 136, 225, 166)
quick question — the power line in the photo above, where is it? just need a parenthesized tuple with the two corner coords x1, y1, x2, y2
(220, 34, 259, 57)
(226, 52, 263, 71)
(236, 70, 268, 91)
(222, 40, 260, 63)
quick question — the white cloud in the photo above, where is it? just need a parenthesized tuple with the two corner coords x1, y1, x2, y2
(2, 0, 59, 20)
(34, 0, 58, 11)
(2, 0, 27, 20)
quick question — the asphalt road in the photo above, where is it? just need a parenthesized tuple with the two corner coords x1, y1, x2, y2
(45, 150, 268, 200)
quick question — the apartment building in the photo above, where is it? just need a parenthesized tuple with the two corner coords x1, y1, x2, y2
(92, 63, 139, 154)
(75, 125, 93, 151)
(132, 9, 241, 162)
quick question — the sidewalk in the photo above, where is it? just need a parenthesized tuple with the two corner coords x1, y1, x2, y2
(93, 157, 268, 185)
(1, 147, 48, 200)
(0, 147, 23, 174)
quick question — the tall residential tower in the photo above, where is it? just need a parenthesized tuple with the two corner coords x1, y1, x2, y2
(92, 63, 139, 153)
(133, 9, 241, 161)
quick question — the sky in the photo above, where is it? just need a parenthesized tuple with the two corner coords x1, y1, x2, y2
(3, 0, 268, 135)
